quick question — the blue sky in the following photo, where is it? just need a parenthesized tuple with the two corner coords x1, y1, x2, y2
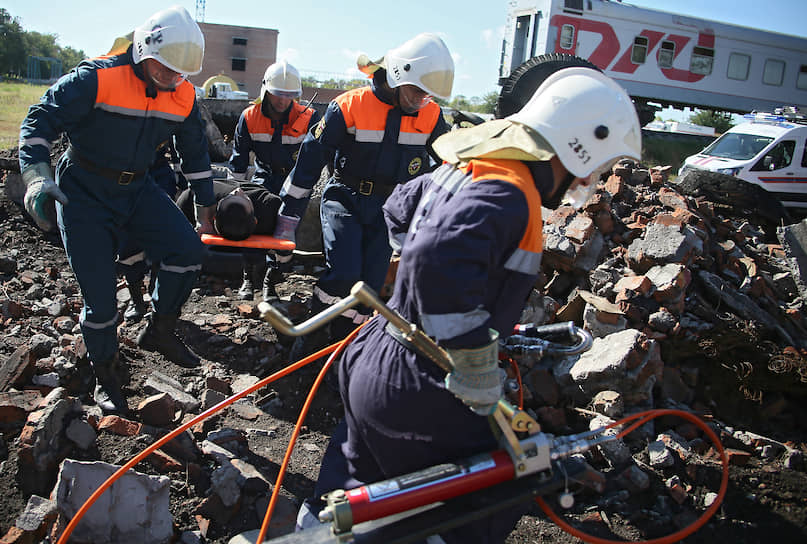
(5, 0, 806, 118)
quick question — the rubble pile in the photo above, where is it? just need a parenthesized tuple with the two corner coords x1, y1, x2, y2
(1, 153, 807, 542)
(507, 160, 807, 423)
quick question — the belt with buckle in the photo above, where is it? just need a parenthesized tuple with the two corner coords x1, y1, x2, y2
(339, 176, 395, 198)
(66, 146, 146, 185)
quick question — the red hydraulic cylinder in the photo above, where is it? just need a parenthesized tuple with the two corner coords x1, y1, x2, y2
(344, 450, 516, 525)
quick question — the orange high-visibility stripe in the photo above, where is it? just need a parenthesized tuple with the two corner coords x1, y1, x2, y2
(244, 102, 314, 138)
(335, 87, 441, 137)
(462, 159, 543, 253)
(288, 102, 315, 136)
(95, 64, 195, 121)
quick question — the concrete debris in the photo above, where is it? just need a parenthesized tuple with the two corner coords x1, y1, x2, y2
(2, 157, 807, 542)
(53, 459, 173, 544)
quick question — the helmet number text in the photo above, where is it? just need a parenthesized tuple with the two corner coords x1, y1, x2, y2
(568, 138, 591, 164)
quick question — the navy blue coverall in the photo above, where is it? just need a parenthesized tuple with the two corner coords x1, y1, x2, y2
(229, 100, 321, 194)
(303, 158, 549, 543)
(18, 46, 215, 366)
(278, 71, 450, 328)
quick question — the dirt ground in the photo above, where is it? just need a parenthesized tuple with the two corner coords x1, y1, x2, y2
(1, 180, 807, 543)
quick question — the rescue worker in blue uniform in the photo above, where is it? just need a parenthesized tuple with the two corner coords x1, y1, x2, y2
(229, 60, 321, 302)
(18, 6, 217, 414)
(119, 140, 187, 322)
(273, 33, 455, 356)
(296, 67, 643, 542)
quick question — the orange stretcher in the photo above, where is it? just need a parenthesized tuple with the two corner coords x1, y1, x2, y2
(201, 234, 296, 251)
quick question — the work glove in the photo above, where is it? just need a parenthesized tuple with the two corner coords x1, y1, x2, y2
(273, 213, 300, 244)
(194, 204, 217, 235)
(227, 169, 247, 182)
(22, 163, 68, 232)
(444, 330, 503, 416)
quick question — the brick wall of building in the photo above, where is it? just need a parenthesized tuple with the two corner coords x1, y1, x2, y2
(194, 22, 278, 99)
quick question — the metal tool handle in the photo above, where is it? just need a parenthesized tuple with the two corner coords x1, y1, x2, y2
(259, 281, 539, 434)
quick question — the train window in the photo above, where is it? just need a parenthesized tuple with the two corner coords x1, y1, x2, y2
(564, 0, 584, 13)
(658, 41, 675, 68)
(690, 46, 714, 75)
(631, 36, 648, 64)
(727, 53, 750, 81)
(560, 24, 576, 50)
(797, 65, 807, 90)
(763, 59, 785, 86)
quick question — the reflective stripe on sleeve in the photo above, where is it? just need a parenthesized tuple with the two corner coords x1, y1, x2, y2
(118, 251, 146, 266)
(159, 263, 203, 274)
(184, 170, 213, 180)
(505, 248, 542, 275)
(421, 307, 490, 341)
(20, 137, 52, 150)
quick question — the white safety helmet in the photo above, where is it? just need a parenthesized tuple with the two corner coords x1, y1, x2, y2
(132, 5, 205, 76)
(260, 60, 302, 99)
(384, 33, 454, 100)
(508, 67, 641, 179)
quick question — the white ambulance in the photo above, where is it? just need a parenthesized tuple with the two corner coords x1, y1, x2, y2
(678, 110, 807, 210)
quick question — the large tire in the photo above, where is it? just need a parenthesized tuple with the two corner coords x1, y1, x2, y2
(496, 54, 600, 119)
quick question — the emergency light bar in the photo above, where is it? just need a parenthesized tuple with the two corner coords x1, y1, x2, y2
(744, 108, 807, 127)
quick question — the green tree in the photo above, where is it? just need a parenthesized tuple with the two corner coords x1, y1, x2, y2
(0, 9, 85, 79)
(0, 8, 26, 77)
(479, 91, 498, 114)
(58, 46, 85, 72)
(689, 109, 734, 134)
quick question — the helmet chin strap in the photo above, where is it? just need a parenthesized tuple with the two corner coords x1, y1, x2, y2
(527, 162, 576, 210)
(394, 87, 419, 115)
(543, 171, 576, 209)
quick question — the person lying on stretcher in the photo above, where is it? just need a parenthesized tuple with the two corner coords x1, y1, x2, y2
(176, 179, 288, 301)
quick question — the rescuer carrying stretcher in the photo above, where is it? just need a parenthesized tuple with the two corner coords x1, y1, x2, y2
(271, 32, 455, 361)
(229, 60, 321, 303)
(18, 5, 217, 414)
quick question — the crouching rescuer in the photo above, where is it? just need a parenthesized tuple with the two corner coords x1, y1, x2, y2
(18, 6, 217, 413)
(295, 66, 642, 543)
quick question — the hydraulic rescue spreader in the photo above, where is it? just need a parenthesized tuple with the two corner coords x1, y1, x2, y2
(258, 283, 728, 544)
(257, 282, 615, 543)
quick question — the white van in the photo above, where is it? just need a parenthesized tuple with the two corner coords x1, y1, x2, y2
(678, 110, 807, 209)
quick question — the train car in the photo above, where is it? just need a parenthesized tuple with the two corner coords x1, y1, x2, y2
(499, 0, 807, 121)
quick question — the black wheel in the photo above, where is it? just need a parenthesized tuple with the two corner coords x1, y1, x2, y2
(496, 54, 600, 119)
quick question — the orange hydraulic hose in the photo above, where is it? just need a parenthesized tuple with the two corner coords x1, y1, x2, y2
(255, 320, 368, 544)
(56, 341, 341, 544)
(536, 408, 730, 544)
(506, 357, 524, 409)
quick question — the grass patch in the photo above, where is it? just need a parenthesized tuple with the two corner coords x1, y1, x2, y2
(0, 81, 49, 150)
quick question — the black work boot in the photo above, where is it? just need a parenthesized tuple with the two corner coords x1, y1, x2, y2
(124, 279, 148, 322)
(261, 266, 284, 303)
(92, 354, 127, 414)
(288, 326, 332, 363)
(330, 316, 359, 343)
(287, 298, 332, 363)
(136, 313, 201, 368)
(237, 262, 256, 300)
